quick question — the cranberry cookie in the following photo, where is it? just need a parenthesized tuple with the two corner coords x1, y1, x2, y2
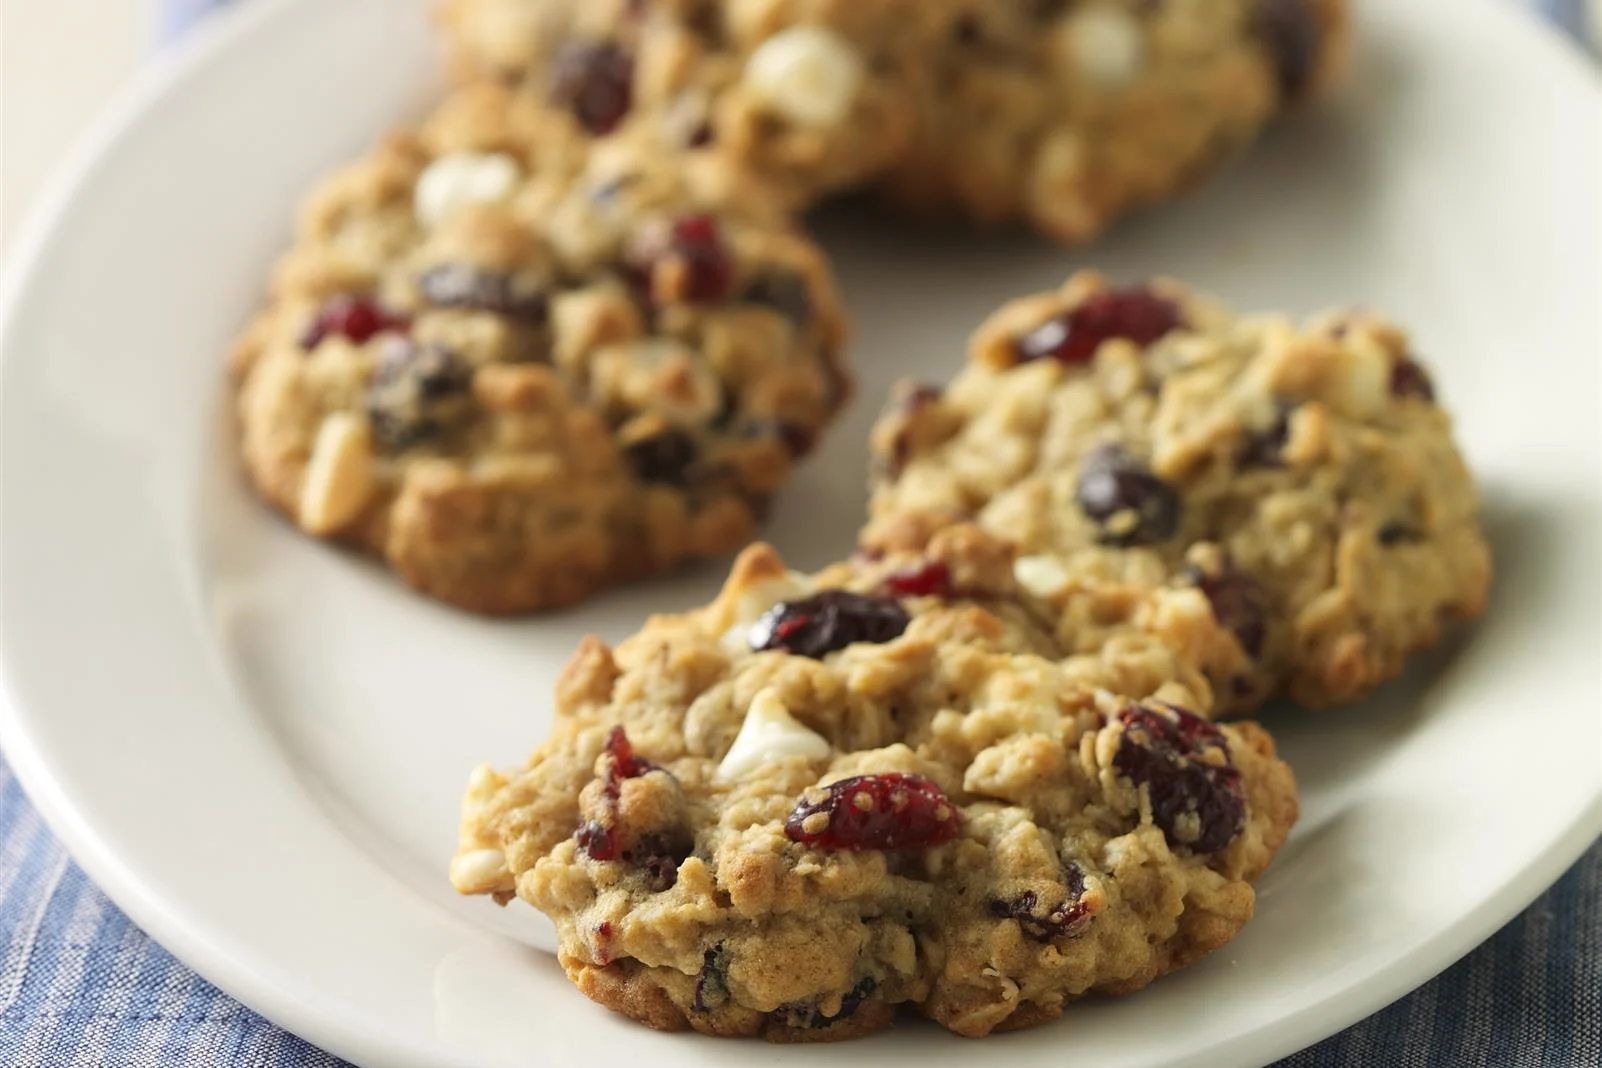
(867, 272, 1492, 710)
(450, 539, 1298, 1038)
(232, 83, 848, 613)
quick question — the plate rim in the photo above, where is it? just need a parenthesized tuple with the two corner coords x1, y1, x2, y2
(1, 1, 1599, 1066)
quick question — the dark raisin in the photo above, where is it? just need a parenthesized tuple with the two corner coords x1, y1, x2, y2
(987, 864, 1090, 941)
(881, 561, 953, 599)
(1242, 407, 1293, 467)
(773, 977, 879, 1030)
(693, 946, 730, 1012)
(1113, 704, 1245, 853)
(1016, 287, 1182, 365)
(417, 264, 548, 324)
(623, 430, 699, 486)
(750, 591, 911, 659)
(784, 773, 962, 851)
(1254, 0, 1322, 100)
(366, 339, 471, 448)
(300, 294, 409, 350)
(621, 831, 692, 892)
(549, 41, 634, 135)
(625, 214, 736, 305)
(1390, 357, 1436, 402)
(1076, 446, 1181, 546)
(741, 271, 813, 325)
(1185, 564, 1268, 659)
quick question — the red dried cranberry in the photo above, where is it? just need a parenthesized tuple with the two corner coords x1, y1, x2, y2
(625, 215, 736, 305)
(1254, 0, 1322, 100)
(575, 820, 617, 861)
(1016, 287, 1181, 365)
(367, 339, 470, 448)
(577, 728, 661, 862)
(1185, 564, 1268, 659)
(549, 41, 634, 135)
(623, 430, 700, 486)
(1076, 446, 1181, 546)
(784, 773, 962, 851)
(1390, 357, 1436, 402)
(300, 294, 409, 350)
(750, 591, 910, 659)
(987, 864, 1090, 941)
(881, 560, 953, 599)
(1113, 704, 1245, 853)
(417, 265, 548, 324)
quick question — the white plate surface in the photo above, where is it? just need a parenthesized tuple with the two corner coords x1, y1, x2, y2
(2, 1, 1599, 1065)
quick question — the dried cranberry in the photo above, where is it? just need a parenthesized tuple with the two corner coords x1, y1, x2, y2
(623, 430, 699, 486)
(741, 270, 813, 325)
(693, 946, 729, 1012)
(575, 820, 617, 862)
(1185, 565, 1268, 659)
(987, 864, 1089, 941)
(577, 728, 661, 863)
(620, 831, 692, 892)
(784, 773, 962, 851)
(881, 560, 953, 599)
(626, 215, 736, 305)
(1113, 704, 1245, 853)
(366, 339, 470, 448)
(300, 294, 409, 350)
(1242, 406, 1293, 467)
(1254, 0, 1321, 100)
(549, 41, 634, 135)
(1016, 287, 1182, 365)
(777, 977, 879, 1029)
(750, 591, 910, 659)
(1390, 357, 1436, 402)
(1076, 446, 1181, 546)
(418, 265, 548, 324)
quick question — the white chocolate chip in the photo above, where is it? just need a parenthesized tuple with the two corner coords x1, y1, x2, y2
(720, 571, 814, 653)
(743, 26, 865, 127)
(449, 848, 512, 895)
(1057, 6, 1146, 87)
(715, 689, 831, 781)
(1014, 554, 1073, 599)
(299, 413, 375, 536)
(414, 152, 521, 227)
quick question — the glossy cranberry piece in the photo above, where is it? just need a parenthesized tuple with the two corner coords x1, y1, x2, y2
(366, 340, 470, 448)
(1254, 0, 1322, 100)
(987, 864, 1090, 941)
(577, 727, 660, 863)
(623, 430, 699, 486)
(1113, 704, 1245, 853)
(1016, 287, 1182, 365)
(300, 294, 409, 350)
(750, 591, 911, 659)
(785, 773, 962, 851)
(882, 561, 953, 599)
(626, 215, 736, 305)
(418, 265, 548, 324)
(549, 41, 634, 135)
(1076, 446, 1181, 546)
(1390, 357, 1436, 402)
(1186, 564, 1268, 659)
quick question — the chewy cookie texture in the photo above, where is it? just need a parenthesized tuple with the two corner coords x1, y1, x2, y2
(867, 273, 1492, 711)
(232, 83, 848, 614)
(452, 538, 1299, 1038)
(437, 0, 1349, 241)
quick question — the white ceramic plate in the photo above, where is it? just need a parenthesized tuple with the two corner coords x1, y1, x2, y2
(2, 0, 1598, 1065)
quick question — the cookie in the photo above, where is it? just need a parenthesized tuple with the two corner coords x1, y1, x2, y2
(434, 1, 1348, 243)
(882, 0, 1350, 242)
(434, 0, 933, 210)
(231, 83, 849, 614)
(866, 272, 1492, 710)
(450, 540, 1299, 1038)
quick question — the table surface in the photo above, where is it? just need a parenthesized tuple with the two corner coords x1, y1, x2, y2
(0, 2, 1597, 1066)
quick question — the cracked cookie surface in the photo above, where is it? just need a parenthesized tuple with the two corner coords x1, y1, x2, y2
(866, 272, 1492, 710)
(232, 83, 848, 613)
(450, 538, 1298, 1038)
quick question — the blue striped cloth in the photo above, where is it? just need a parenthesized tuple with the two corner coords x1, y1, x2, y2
(3, 2, 1597, 1065)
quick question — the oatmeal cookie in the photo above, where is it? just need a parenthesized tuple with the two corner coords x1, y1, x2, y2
(435, 1, 1347, 242)
(867, 272, 1492, 710)
(232, 83, 848, 613)
(450, 540, 1298, 1038)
